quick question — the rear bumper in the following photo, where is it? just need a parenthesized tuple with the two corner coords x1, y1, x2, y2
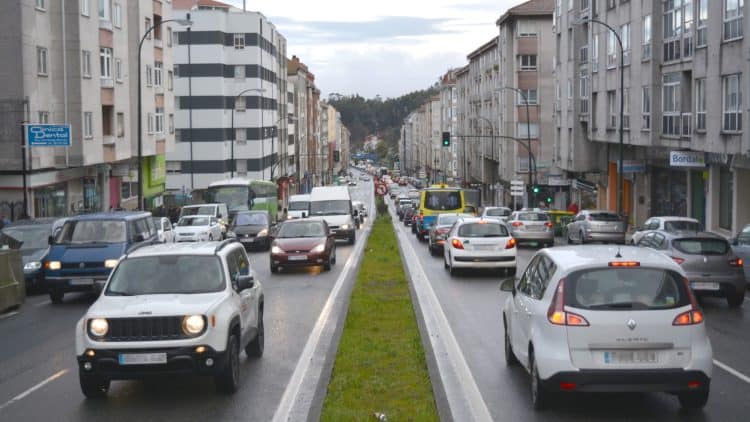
(584, 231, 626, 243)
(510, 231, 555, 242)
(687, 272, 746, 293)
(541, 369, 710, 393)
(452, 255, 516, 268)
(77, 346, 228, 380)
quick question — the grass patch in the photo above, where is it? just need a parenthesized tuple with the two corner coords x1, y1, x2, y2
(320, 200, 439, 422)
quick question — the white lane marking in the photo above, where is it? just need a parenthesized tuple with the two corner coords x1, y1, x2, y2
(714, 359, 750, 384)
(0, 311, 19, 320)
(272, 184, 375, 422)
(34, 300, 51, 307)
(0, 369, 69, 412)
(393, 209, 493, 422)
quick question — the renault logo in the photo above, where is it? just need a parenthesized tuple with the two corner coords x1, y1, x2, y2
(627, 319, 637, 330)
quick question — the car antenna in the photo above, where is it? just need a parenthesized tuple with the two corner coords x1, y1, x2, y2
(615, 246, 622, 259)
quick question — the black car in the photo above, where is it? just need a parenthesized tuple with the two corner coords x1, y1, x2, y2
(0, 218, 64, 291)
(403, 206, 416, 227)
(229, 211, 273, 251)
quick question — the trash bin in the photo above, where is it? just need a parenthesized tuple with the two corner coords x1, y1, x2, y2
(547, 210, 575, 237)
(0, 249, 25, 312)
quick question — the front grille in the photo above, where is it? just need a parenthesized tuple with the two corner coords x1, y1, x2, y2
(62, 261, 102, 269)
(100, 316, 190, 342)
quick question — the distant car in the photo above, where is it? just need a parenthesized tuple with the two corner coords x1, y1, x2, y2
(403, 206, 417, 227)
(443, 218, 517, 276)
(636, 231, 746, 307)
(732, 224, 750, 282)
(507, 211, 555, 248)
(632, 217, 702, 245)
(152, 217, 175, 243)
(286, 194, 310, 220)
(270, 219, 336, 273)
(174, 215, 222, 242)
(481, 206, 512, 223)
(0, 218, 63, 291)
(359, 175, 370, 181)
(565, 210, 626, 245)
(428, 213, 473, 256)
(179, 203, 230, 237)
(228, 211, 272, 251)
(501, 246, 712, 411)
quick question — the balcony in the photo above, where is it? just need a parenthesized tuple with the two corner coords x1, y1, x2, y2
(662, 113, 693, 138)
(100, 78, 114, 88)
(99, 19, 113, 31)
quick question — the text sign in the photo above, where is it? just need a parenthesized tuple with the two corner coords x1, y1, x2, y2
(670, 151, 706, 168)
(618, 160, 646, 173)
(27, 124, 71, 146)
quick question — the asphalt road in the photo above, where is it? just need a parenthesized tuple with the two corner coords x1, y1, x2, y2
(391, 200, 750, 421)
(0, 181, 373, 422)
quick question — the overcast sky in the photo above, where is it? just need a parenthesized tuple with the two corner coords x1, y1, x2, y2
(223, 0, 527, 99)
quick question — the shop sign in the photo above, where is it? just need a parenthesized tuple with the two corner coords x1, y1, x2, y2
(27, 124, 71, 146)
(618, 160, 646, 173)
(547, 177, 571, 186)
(670, 151, 706, 168)
(149, 155, 166, 187)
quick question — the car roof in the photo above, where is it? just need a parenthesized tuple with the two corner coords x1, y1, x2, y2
(456, 217, 504, 225)
(66, 211, 151, 221)
(657, 231, 726, 240)
(126, 241, 241, 258)
(543, 245, 682, 273)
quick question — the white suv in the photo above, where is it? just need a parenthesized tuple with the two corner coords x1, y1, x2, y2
(501, 245, 712, 410)
(75, 240, 264, 397)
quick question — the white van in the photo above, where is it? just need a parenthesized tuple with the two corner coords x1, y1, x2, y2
(179, 203, 230, 237)
(286, 194, 311, 220)
(309, 186, 357, 244)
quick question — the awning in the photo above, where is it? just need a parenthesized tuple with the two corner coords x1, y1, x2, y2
(571, 179, 597, 192)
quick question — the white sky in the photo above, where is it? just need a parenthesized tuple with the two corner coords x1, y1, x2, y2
(223, 0, 527, 99)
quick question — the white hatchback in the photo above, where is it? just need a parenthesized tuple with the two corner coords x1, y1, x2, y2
(443, 217, 517, 276)
(501, 245, 712, 411)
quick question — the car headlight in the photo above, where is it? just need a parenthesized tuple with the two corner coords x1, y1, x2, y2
(24, 261, 42, 271)
(257, 229, 269, 237)
(89, 318, 109, 337)
(311, 243, 326, 253)
(271, 245, 284, 254)
(104, 259, 118, 268)
(182, 315, 205, 336)
(340, 224, 350, 230)
(46, 261, 61, 270)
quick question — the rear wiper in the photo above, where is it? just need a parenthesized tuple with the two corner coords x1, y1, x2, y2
(106, 291, 133, 296)
(588, 302, 639, 310)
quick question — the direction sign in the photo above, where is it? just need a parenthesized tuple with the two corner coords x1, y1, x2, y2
(27, 124, 71, 146)
(375, 182, 388, 197)
(510, 180, 524, 186)
(510, 180, 525, 197)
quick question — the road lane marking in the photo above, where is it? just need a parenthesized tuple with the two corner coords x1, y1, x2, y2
(0, 311, 19, 320)
(0, 369, 69, 412)
(714, 359, 750, 384)
(34, 300, 51, 307)
(272, 186, 375, 422)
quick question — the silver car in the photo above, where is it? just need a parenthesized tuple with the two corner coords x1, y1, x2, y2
(481, 206, 512, 222)
(507, 211, 554, 247)
(731, 224, 750, 283)
(428, 213, 473, 256)
(632, 216, 702, 245)
(565, 210, 626, 245)
(637, 231, 746, 307)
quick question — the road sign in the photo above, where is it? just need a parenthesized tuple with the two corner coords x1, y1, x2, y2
(510, 180, 524, 186)
(510, 180, 525, 197)
(26, 124, 71, 146)
(375, 182, 388, 197)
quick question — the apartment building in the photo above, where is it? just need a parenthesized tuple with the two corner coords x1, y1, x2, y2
(287, 55, 313, 192)
(555, 0, 750, 235)
(439, 69, 459, 180)
(0, 0, 174, 218)
(168, 0, 287, 191)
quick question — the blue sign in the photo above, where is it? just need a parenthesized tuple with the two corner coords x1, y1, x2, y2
(27, 124, 71, 146)
(617, 160, 646, 173)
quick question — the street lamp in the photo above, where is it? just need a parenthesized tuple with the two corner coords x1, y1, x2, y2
(495, 86, 535, 206)
(138, 16, 193, 210)
(573, 18, 625, 217)
(230, 88, 267, 178)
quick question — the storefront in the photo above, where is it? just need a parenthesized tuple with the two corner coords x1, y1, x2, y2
(32, 182, 67, 218)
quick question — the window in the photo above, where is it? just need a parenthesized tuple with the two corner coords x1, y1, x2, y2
(155, 108, 164, 134)
(620, 23, 630, 65)
(236, 128, 247, 143)
(234, 33, 245, 49)
(662, 72, 681, 136)
(146, 65, 152, 86)
(117, 112, 124, 137)
(623, 88, 630, 129)
(84, 112, 93, 138)
(607, 30, 617, 68)
(167, 28, 173, 47)
(115, 58, 123, 82)
(113, 3, 122, 28)
(98, 0, 110, 20)
(36, 47, 48, 76)
(166, 161, 181, 174)
(82, 50, 92, 77)
(642, 86, 651, 130)
(234, 65, 245, 79)
(518, 54, 537, 70)
(81, 0, 90, 16)
(169, 114, 174, 134)
(591, 34, 599, 71)
(147, 112, 154, 133)
(580, 70, 589, 113)
(516, 122, 540, 138)
(663, 0, 682, 61)
(642, 15, 652, 60)
(35, 0, 45, 10)
(723, 74, 742, 132)
(697, 0, 708, 46)
(38, 111, 49, 124)
(167, 70, 173, 90)
(121, 181, 137, 199)
(724, 0, 744, 41)
(154, 62, 162, 87)
(517, 20, 536, 37)
(100, 47, 112, 79)
(517, 89, 538, 105)
(235, 96, 246, 111)
(607, 91, 617, 128)
(145, 17, 151, 38)
(695, 78, 706, 131)
(719, 167, 733, 230)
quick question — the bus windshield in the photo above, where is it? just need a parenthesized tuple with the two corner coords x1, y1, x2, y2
(205, 186, 254, 211)
(423, 190, 462, 211)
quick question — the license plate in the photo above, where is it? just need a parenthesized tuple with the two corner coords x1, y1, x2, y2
(603, 350, 657, 364)
(473, 245, 496, 251)
(288, 255, 307, 261)
(118, 353, 167, 365)
(70, 279, 93, 286)
(526, 225, 544, 231)
(691, 282, 720, 291)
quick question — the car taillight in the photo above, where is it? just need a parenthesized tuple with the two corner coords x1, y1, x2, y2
(547, 279, 589, 326)
(451, 239, 464, 249)
(505, 238, 517, 249)
(545, 222, 554, 229)
(674, 277, 704, 326)
(729, 258, 744, 267)
(511, 221, 523, 227)
(670, 256, 685, 265)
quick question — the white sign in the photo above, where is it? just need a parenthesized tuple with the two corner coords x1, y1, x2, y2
(510, 190, 524, 197)
(670, 151, 706, 168)
(510, 180, 524, 186)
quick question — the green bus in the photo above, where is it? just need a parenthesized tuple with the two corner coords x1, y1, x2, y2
(205, 178, 278, 221)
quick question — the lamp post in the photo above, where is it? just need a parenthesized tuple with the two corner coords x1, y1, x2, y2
(137, 16, 192, 211)
(495, 86, 535, 207)
(574, 18, 625, 217)
(230, 88, 266, 178)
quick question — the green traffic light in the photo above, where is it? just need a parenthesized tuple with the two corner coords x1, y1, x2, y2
(532, 186, 540, 193)
(546, 196, 553, 203)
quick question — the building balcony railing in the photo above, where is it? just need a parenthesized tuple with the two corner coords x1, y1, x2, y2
(100, 78, 114, 89)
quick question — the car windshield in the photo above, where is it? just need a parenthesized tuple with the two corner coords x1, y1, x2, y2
(564, 268, 689, 310)
(673, 238, 729, 255)
(277, 222, 328, 238)
(288, 201, 309, 211)
(55, 220, 126, 244)
(310, 200, 350, 216)
(738, 226, 750, 245)
(181, 206, 217, 217)
(232, 213, 268, 226)
(0, 225, 52, 250)
(517, 212, 549, 221)
(486, 208, 510, 217)
(458, 222, 508, 238)
(664, 221, 702, 232)
(178, 217, 210, 227)
(106, 256, 224, 295)
(590, 212, 621, 222)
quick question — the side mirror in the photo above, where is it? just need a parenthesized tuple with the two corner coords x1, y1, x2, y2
(134, 234, 145, 242)
(48, 235, 56, 245)
(499, 277, 516, 294)
(353, 210, 359, 217)
(283, 208, 288, 214)
(302, 212, 307, 218)
(237, 274, 254, 291)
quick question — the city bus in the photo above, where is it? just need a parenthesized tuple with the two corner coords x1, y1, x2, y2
(414, 184, 466, 240)
(205, 178, 279, 221)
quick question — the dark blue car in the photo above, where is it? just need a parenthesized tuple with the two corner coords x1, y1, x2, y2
(0, 218, 65, 291)
(44, 212, 157, 304)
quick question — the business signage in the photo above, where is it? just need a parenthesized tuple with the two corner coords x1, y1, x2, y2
(27, 124, 71, 146)
(670, 151, 706, 168)
(618, 160, 646, 173)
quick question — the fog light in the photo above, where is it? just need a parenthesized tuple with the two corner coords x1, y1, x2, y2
(195, 346, 206, 354)
(83, 362, 92, 371)
(205, 358, 214, 367)
(85, 349, 95, 357)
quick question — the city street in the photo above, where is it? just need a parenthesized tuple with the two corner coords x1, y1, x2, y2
(0, 183, 373, 421)
(391, 200, 750, 421)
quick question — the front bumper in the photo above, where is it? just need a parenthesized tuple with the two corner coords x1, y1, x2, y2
(45, 275, 108, 293)
(330, 228, 354, 240)
(541, 369, 710, 393)
(77, 346, 228, 380)
(271, 252, 329, 267)
(238, 235, 269, 249)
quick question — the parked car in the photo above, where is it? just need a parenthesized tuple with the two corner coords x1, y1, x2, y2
(180, 204, 230, 238)
(428, 213, 473, 256)
(636, 231, 746, 307)
(481, 206, 512, 223)
(565, 210, 626, 245)
(443, 217, 517, 276)
(731, 224, 750, 282)
(632, 216, 702, 245)
(174, 215, 223, 243)
(75, 240, 264, 397)
(228, 211, 272, 251)
(270, 219, 336, 273)
(0, 218, 63, 291)
(500, 245, 712, 410)
(44, 212, 158, 304)
(152, 217, 175, 243)
(507, 211, 555, 248)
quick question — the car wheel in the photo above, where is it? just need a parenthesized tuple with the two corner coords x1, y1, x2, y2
(323, 254, 332, 271)
(49, 290, 64, 304)
(270, 264, 279, 274)
(80, 371, 110, 399)
(348, 232, 356, 245)
(507, 267, 517, 277)
(444, 255, 449, 270)
(530, 352, 549, 410)
(331, 247, 337, 265)
(208, 234, 214, 241)
(678, 390, 709, 410)
(727, 291, 745, 308)
(245, 309, 264, 358)
(448, 256, 457, 277)
(504, 321, 518, 366)
(565, 230, 572, 245)
(579, 231, 586, 245)
(215, 334, 240, 394)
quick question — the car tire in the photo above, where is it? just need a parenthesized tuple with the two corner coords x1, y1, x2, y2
(80, 371, 110, 399)
(727, 291, 745, 308)
(504, 321, 518, 366)
(444, 256, 449, 269)
(270, 264, 279, 274)
(245, 309, 264, 358)
(579, 231, 586, 245)
(507, 267, 517, 277)
(530, 352, 549, 410)
(323, 255, 332, 271)
(215, 334, 240, 394)
(678, 390, 709, 410)
(448, 257, 457, 277)
(348, 232, 356, 245)
(49, 290, 64, 304)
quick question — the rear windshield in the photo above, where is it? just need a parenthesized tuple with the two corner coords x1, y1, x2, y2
(424, 191, 461, 211)
(673, 238, 729, 255)
(438, 215, 459, 226)
(738, 226, 750, 246)
(564, 268, 690, 310)
(664, 221, 702, 232)
(486, 208, 511, 217)
(518, 212, 549, 221)
(457, 223, 508, 238)
(590, 212, 621, 222)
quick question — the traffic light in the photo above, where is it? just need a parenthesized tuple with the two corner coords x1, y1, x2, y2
(334, 150, 340, 162)
(442, 131, 451, 147)
(532, 185, 541, 194)
(546, 195, 553, 204)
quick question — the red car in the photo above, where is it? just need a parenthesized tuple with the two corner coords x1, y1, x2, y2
(270, 219, 336, 273)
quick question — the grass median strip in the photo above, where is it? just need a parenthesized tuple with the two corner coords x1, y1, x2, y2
(321, 206, 439, 421)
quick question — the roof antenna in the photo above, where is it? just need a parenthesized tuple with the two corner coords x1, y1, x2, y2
(615, 245, 622, 259)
